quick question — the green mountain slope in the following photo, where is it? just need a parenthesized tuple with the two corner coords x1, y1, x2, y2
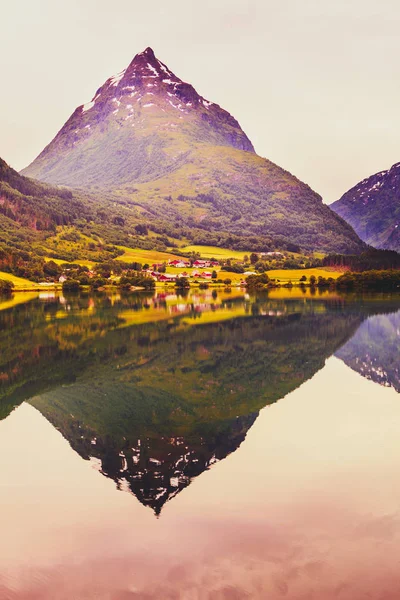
(0, 157, 134, 274)
(22, 48, 364, 254)
(0, 157, 91, 231)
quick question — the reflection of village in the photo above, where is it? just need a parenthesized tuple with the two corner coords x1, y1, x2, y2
(37, 289, 288, 321)
(152, 290, 228, 316)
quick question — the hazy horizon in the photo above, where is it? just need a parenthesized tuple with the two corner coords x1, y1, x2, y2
(2, 0, 400, 203)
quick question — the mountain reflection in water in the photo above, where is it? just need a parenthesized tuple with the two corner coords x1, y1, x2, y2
(0, 289, 399, 515)
(336, 310, 400, 392)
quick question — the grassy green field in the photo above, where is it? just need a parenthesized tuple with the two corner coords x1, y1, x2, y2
(163, 265, 343, 285)
(0, 271, 49, 290)
(266, 268, 343, 283)
(44, 257, 96, 268)
(178, 245, 250, 260)
(116, 246, 182, 264)
(162, 266, 343, 285)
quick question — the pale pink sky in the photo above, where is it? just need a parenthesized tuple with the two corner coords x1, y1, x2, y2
(1, 0, 400, 203)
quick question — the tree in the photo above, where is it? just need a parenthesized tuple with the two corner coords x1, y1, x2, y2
(91, 277, 107, 290)
(309, 275, 316, 286)
(43, 260, 62, 278)
(318, 276, 329, 287)
(255, 261, 266, 272)
(62, 279, 80, 292)
(245, 273, 270, 289)
(0, 279, 14, 295)
(135, 224, 148, 235)
(175, 277, 190, 290)
(211, 270, 218, 279)
(250, 253, 259, 264)
(300, 275, 307, 282)
(223, 278, 232, 286)
(78, 274, 90, 286)
(95, 265, 112, 279)
(119, 273, 155, 290)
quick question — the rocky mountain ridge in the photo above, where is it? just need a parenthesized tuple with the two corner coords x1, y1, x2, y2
(331, 162, 400, 251)
(22, 47, 254, 187)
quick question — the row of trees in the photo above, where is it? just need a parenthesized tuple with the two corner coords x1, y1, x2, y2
(323, 248, 400, 272)
(245, 270, 400, 291)
(336, 270, 400, 290)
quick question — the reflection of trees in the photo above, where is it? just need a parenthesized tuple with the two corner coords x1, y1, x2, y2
(29, 305, 362, 515)
(0, 292, 397, 514)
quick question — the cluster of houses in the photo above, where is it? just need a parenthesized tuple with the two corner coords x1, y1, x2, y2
(53, 250, 289, 289)
(260, 252, 284, 258)
(168, 259, 219, 268)
(146, 270, 215, 282)
(144, 258, 221, 283)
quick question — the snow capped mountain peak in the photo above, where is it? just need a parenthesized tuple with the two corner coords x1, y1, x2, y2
(27, 46, 255, 167)
(78, 47, 215, 118)
(332, 160, 400, 250)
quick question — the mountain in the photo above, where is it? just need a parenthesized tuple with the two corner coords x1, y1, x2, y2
(22, 48, 364, 254)
(0, 157, 98, 273)
(0, 156, 89, 232)
(331, 162, 400, 251)
(0, 155, 180, 272)
(0, 156, 130, 275)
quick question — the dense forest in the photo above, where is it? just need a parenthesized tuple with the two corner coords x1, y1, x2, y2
(322, 248, 400, 271)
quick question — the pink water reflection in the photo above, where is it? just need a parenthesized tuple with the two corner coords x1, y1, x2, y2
(0, 358, 400, 599)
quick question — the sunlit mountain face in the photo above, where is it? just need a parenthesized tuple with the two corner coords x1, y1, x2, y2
(20, 48, 364, 254)
(0, 290, 399, 515)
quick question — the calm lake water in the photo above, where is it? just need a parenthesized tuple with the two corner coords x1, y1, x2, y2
(0, 288, 400, 599)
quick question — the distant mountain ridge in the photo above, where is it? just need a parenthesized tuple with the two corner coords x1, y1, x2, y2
(21, 48, 364, 254)
(331, 162, 400, 251)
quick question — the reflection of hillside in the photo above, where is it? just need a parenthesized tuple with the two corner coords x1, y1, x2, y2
(29, 308, 362, 515)
(1, 291, 397, 514)
(0, 292, 353, 418)
(0, 296, 124, 420)
(336, 310, 400, 392)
